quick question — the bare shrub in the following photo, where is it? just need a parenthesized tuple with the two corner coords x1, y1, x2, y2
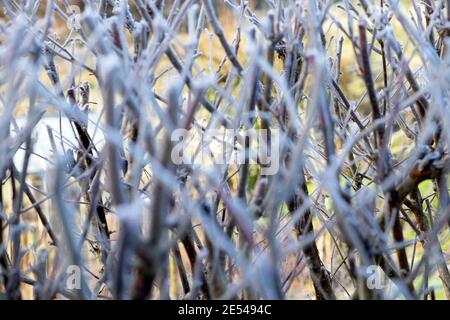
(0, 0, 449, 300)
